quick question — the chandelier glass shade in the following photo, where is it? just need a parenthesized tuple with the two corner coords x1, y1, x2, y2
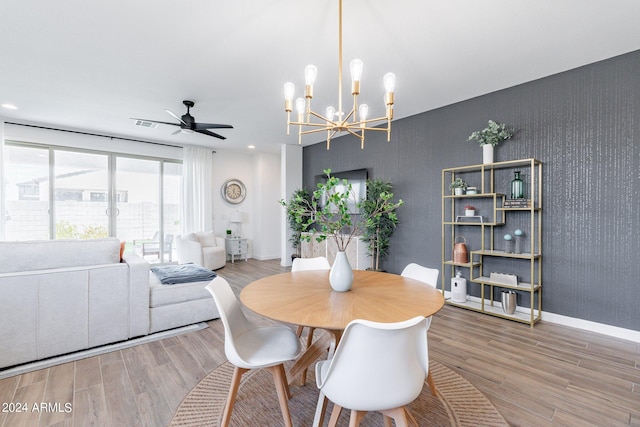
(283, 0, 395, 150)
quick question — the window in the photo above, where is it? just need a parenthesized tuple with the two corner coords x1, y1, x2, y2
(2, 142, 181, 264)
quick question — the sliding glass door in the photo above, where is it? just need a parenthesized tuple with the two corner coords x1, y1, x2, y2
(3, 144, 50, 240)
(3, 142, 182, 264)
(54, 150, 109, 239)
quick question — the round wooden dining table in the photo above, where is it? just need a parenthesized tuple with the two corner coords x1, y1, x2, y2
(241, 269, 445, 427)
(240, 269, 444, 331)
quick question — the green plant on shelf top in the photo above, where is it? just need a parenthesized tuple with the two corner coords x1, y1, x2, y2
(467, 120, 514, 146)
(449, 177, 467, 190)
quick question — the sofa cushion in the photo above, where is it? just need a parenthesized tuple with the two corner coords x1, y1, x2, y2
(196, 231, 218, 247)
(149, 272, 213, 307)
(0, 238, 120, 274)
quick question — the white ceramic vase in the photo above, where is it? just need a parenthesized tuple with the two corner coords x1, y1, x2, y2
(482, 144, 494, 164)
(329, 251, 353, 292)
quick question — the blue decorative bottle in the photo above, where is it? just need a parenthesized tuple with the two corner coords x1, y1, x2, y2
(510, 171, 524, 199)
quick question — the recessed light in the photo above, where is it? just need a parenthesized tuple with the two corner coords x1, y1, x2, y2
(1, 103, 18, 110)
(248, 145, 255, 149)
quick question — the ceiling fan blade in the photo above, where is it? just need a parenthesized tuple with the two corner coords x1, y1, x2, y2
(164, 109, 188, 126)
(194, 122, 234, 130)
(195, 129, 226, 140)
(130, 118, 180, 127)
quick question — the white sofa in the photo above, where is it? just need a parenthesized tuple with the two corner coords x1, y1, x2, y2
(0, 238, 219, 370)
(175, 232, 226, 270)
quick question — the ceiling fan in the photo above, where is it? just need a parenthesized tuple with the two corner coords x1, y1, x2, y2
(132, 100, 233, 140)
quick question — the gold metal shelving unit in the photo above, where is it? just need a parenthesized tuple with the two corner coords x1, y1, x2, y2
(441, 158, 542, 327)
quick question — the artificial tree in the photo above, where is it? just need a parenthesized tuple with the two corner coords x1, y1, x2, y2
(361, 178, 402, 271)
(283, 188, 312, 259)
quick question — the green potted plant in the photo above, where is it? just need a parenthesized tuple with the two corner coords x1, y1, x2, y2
(361, 178, 401, 271)
(280, 169, 403, 291)
(449, 177, 467, 195)
(283, 188, 312, 261)
(467, 120, 514, 164)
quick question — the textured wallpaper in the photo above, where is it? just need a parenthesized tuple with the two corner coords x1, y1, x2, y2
(303, 49, 640, 331)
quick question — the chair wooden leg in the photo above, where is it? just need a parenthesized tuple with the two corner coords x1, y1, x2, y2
(383, 414, 393, 427)
(221, 366, 247, 427)
(268, 365, 294, 427)
(279, 363, 292, 399)
(348, 409, 366, 427)
(381, 407, 409, 427)
(427, 370, 437, 395)
(328, 403, 343, 427)
(404, 407, 419, 427)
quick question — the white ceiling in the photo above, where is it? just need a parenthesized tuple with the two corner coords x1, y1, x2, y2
(1, 0, 639, 153)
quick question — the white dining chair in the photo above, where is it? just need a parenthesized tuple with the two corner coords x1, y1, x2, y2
(291, 256, 331, 383)
(315, 316, 429, 427)
(401, 262, 439, 396)
(205, 277, 301, 427)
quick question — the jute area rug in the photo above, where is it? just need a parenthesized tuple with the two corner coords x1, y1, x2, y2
(169, 358, 509, 427)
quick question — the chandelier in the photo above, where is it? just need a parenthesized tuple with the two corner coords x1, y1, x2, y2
(283, 0, 396, 150)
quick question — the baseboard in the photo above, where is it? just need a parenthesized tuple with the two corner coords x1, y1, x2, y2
(452, 293, 640, 343)
(541, 311, 640, 343)
(0, 322, 209, 379)
(251, 254, 280, 261)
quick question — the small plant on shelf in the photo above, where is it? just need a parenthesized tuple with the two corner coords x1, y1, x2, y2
(467, 120, 514, 146)
(464, 205, 476, 216)
(449, 178, 467, 195)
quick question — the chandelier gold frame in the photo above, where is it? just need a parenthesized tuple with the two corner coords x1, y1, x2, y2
(283, 0, 396, 150)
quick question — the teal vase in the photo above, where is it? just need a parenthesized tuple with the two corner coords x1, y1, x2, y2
(510, 171, 524, 199)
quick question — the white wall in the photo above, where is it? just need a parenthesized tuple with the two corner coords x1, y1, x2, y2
(280, 144, 302, 266)
(3, 122, 182, 160)
(212, 150, 281, 260)
(251, 153, 281, 260)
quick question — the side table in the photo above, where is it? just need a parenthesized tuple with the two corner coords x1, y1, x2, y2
(225, 237, 248, 263)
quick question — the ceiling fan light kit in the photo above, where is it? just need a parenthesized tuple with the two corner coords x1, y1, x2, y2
(283, 0, 396, 150)
(131, 100, 233, 140)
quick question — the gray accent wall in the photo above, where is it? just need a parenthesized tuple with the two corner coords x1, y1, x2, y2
(302, 49, 640, 331)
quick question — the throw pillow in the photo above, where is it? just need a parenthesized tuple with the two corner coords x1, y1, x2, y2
(183, 233, 198, 242)
(119, 241, 126, 262)
(197, 231, 218, 247)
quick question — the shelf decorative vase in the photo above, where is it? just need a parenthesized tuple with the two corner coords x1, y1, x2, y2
(453, 236, 469, 264)
(501, 291, 517, 315)
(482, 144, 494, 164)
(511, 171, 524, 199)
(329, 251, 353, 292)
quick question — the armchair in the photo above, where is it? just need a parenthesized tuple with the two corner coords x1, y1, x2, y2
(176, 231, 226, 270)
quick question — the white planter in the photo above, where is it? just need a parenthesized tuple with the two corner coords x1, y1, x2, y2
(329, 251, 353, 292)
(454, 188, 464, 196)
(465, 209, 475, 216)
(482, 144, 494, 164)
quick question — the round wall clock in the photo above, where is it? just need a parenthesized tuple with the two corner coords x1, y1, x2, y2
(221, 179, 246, 204)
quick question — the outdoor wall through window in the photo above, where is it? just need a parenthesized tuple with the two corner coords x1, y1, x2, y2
(2, 141, 182, 264)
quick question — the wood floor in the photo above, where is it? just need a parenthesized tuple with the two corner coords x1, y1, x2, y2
(1, 259, 638, 427)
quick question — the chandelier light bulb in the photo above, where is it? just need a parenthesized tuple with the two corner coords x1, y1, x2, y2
(284, 82, 295, 101)
(326, 106, 336, 121)
(304, 65, 318, 85)
(358, 104, 369, 122)
(383, 72, 396, 93)
(295, 98, 306, 115)
(350, 59, 363, 82)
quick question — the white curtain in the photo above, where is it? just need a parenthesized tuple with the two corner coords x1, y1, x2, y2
(182, 147, 214, 234)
